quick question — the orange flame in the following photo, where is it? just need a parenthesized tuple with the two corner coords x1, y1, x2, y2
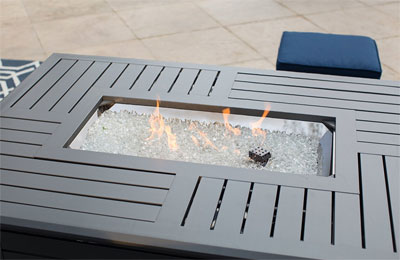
(198, 130, 219, 151)
(146, 100, 165, 140)
(222, 108, 241, 136)
(234, 149, 240, 155)
(146, 99, 179, 151)
(189, 122, 220, 151)
(250, 104, 271, 142)
(191, 135, 200, 146)
(188, 122, 197, 131)
(165, 125, 179, 151)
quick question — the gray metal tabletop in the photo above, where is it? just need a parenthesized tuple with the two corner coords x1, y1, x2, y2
(0, 53, 399, 259)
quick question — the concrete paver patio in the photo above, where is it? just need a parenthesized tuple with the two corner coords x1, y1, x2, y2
(1, 0, 399, 80)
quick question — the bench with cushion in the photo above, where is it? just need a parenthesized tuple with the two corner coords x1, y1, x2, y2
(276, 31, 382, 79)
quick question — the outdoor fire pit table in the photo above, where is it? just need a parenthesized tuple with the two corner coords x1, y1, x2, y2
(0, 53, 399, 259)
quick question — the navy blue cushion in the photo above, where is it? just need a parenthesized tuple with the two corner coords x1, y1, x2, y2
(276, 32, 382, 79)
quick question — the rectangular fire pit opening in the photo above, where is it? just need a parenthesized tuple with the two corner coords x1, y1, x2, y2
(69, 100, 336, 177)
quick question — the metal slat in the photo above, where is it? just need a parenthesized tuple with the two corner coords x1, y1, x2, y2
(111, 64, 145, 90)
(51, 61, 110, 113)
(229, 90, 400, 114)
(93, 63, 128, 89)
(169, 68, 199, 95)
(356, 121, 400, 135)
(36, 147, 183, 177)
(158, 175, 200, 226)
(360, 154, 393, 251)
(131, 65, 163, 91)
(357, 142, 400, 157)
(235, 73, 400, 96)
(335, 193, 361, 247)
(304, 190, 331, 245)
(0, 109, 62, 124)
(190, 70, 218, 96)
(268, 69, 400, 87)
(68, 63, 128, 113)
(208, 70, 236, 98)
(0, 117, 59, 133)
(0, 185, 160, 221)
(184, 178, 224, 229)
(32, 60, 93, 111)
(273, 187, 304, 240)
(0, 129, 50, 145)
(233, 81, 400, 105)
(0, 170, 168, 205)
(356, 111, 400, 125)
(150, 67, 181, 93)
(14, 59, 76, 109)
(0, 141, 40, 157)
(385, 156, 399, 251)
(243, 183, 277, 236)
(213, 180, 251, 233)
(0, 55, 60, 110)
(0, 155, 174, 189)
(357, 132, 400, 146)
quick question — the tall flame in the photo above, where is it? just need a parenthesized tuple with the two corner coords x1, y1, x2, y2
(165, 125, 179, 151)
(250, 104, 271, 142)
(222, 108, 241, 136)
(146, 99, 165, 140)
(146, 99, 179, 151)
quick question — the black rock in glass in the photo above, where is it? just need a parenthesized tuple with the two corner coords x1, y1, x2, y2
(249, 147, 271, 166)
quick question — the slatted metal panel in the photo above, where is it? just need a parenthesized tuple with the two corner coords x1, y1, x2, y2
(4, 59, 220, 115)
(0, 116, 60, 157)
(359, 154, 397, 252)
(230, 72, 400, 158)
(0, 154, 175, 222)
(178, 175, 400, 260)
(0, 53, 399, 259)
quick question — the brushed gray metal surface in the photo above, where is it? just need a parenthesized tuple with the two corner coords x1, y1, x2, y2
(303, 189, 331, 245)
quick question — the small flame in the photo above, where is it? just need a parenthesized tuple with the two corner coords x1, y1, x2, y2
(250, 104, 271, 142)
(189, 122, 219, 151)
(165, 125, 179, 151)
(234, 149, 240, 155)
(222, 108, 241, 136)
(198, 130, 219, 151)
(188, 122, 197, 131)
(191, 135, 200, 146)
